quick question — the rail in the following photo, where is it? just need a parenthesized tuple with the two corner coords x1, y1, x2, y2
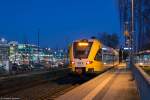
(0, 68, 70, 95)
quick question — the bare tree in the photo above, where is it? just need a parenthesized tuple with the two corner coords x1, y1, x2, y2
(98, 32, 119, 48)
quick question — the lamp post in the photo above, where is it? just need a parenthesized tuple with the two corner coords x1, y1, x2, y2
(131, 0, 134, 35)
(129, 0, 134, 66)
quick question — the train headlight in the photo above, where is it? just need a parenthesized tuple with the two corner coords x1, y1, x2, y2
(86, 61, 93, 65)
(71, 61, 75, 64)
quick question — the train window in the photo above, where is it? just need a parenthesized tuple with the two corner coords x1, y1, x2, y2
(103, 54, 115, 64)
(94, 49, 102, 61)
(103, 54, 109, 64)
(73, 42, 93, 59)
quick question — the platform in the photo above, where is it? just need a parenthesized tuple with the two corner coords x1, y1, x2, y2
(56, 66, 140, 100)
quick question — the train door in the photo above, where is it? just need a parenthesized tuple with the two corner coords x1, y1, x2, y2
(94, 49, 103, 71)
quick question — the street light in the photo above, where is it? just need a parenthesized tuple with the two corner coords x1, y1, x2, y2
(129, 0, 134, 65)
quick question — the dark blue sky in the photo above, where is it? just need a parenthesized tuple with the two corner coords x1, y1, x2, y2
(0, 0, 120, 48)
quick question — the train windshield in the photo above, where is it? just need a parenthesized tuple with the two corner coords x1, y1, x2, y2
(73, 42, 93, 59)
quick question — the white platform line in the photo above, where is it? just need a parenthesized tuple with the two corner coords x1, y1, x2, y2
(83, 74, 114, 100)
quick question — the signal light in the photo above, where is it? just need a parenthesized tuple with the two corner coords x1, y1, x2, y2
(86, 61, 93, 64)
(139, 63, 143, 66)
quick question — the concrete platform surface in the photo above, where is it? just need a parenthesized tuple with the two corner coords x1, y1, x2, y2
(56, 69, 140, 100)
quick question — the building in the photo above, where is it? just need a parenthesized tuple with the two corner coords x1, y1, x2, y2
(118, 0, 150, 51)
(4, 39, 68, 70)
(9, 41, 19, 64)
(11, 43, 53, 65)
(0, 38, 10, 73)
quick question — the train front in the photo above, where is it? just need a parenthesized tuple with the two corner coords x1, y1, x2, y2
(69, 39, 93, 74)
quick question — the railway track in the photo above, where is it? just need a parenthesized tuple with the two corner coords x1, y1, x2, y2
(1, 73, 97, 100)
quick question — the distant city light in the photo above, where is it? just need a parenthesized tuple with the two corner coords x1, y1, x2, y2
(1, 38, 5, 42)
(18, 44, 24, 49)
(0, 38, 68, 69)
(0, 38, 7, 44)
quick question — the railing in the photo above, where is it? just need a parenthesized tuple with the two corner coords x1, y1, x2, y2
(131, 64, 150, 100)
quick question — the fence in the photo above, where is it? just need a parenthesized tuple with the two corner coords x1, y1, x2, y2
(131, 64, 150, 100)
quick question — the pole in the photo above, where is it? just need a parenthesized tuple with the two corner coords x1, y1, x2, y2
(131, 0, 134, 53)
(131, 0, 134, 34)
(130, 0, 134, 65)
(122, 50, 123, 62)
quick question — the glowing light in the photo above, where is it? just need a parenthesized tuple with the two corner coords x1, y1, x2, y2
(71, 61, 75, 64)
(123, 47, 131, 50)
(1, 38, 5, 42)
(78, 42, 89, 46)
(104, 62, 106, 65)
(102, 48, 107, 50)
(139, 63, 143, 66)
(86, 61, 93, 64)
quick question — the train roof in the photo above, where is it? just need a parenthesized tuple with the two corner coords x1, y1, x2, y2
(73, 38, 100, 43)
(102, 45, 118, 55)
(72, 38, 118, 55)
